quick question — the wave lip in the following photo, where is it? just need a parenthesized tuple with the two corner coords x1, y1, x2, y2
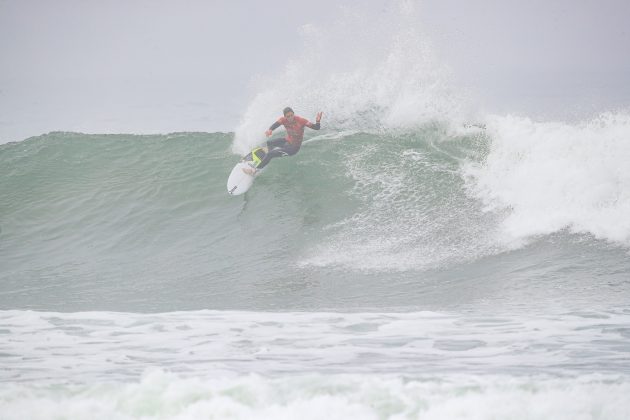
(464, 112, 630, 248)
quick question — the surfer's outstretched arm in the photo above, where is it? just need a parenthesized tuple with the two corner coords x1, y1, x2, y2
(306, 112, 323, 130)
(265, 120, 282, 137)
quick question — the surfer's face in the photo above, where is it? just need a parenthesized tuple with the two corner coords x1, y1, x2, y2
(284, 112, 295, 122)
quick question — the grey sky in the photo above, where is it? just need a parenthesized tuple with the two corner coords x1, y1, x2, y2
(421, 0, 630, 117)
(1, 0, 629, 143)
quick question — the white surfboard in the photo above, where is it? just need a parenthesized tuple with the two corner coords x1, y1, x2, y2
(227, 147, 267, 195)
(227, 162, 256, 195)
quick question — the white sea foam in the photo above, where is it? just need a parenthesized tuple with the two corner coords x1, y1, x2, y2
(2, 309, 629, 418)
(465, 111, 630, 248)
(2, 309, 629, 384)
(1, 370, 629, 420)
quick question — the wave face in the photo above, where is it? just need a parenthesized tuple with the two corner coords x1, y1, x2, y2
(1, 124, 629, 312)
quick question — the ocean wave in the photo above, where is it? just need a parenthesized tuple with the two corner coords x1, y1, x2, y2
(464, 111, 630, 248)
(1, 124, 629, 308)
(1, 368, 629, 420)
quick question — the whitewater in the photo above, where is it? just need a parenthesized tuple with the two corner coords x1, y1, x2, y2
(2, 3, 630, 420)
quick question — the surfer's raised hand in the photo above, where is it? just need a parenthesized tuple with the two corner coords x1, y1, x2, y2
(265, 129, 273, 137)
(316, 112, 323, 123)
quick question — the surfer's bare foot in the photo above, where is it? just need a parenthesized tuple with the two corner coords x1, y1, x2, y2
(242, 167, 257, 176)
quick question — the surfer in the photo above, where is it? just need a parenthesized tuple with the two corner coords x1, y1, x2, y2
(242, 107, 323, 175)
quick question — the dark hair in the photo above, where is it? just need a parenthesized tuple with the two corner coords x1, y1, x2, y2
(283, 107, 294, 116)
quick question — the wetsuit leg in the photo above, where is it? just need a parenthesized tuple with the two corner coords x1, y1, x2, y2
(243, 139, 283, 165)
(267, 138, 287, 149)
(256, 138, 300, 169)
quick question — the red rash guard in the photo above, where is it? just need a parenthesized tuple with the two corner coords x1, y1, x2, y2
(275, 116, 317, 146)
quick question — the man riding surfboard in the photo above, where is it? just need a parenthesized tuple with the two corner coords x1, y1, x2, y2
(242, 107, 323, 175)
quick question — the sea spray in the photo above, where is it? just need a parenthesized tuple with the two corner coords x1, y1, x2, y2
(233, 1, 470, 155)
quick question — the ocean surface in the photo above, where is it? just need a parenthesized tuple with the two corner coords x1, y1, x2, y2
(1, 119, 629, 419)
(2, 2, 630, 417)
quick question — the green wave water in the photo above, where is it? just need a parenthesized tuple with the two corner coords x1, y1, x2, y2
(1, 129, 628, 312)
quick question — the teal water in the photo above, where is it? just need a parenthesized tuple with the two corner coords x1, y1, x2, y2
(1, 128, 628, 312)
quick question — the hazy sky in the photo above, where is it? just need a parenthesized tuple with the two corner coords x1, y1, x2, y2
(1, 0, 629, 143)
(421, 0, 630, 116)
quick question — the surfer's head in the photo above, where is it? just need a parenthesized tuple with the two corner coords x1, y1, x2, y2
(283, 107, 294, 121)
